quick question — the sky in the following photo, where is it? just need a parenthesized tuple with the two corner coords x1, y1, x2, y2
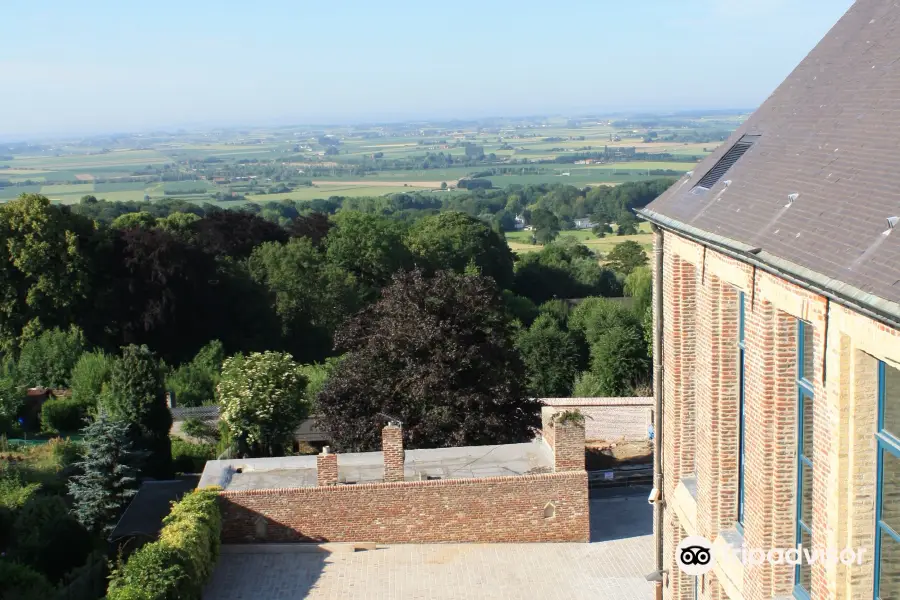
(0, 0, 854, 139)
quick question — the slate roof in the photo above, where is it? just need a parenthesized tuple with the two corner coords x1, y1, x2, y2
(641, 0, 900, 317)
(108, 477, 198, 542)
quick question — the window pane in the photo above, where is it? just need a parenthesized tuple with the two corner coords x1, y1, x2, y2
(884, 363, 900, 440)
(802, 391, 814, 457)
(882, 451, 900, 532)
(877, 529, 900, 600)
(800, 461, 813, 527)
(798, 528, 812, 593)
(801, 323, 815, 381)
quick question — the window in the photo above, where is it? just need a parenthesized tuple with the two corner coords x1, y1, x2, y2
(737, 292, 746, 529)
(795, 321, 814, 599)
(875, 361, 900, 600)
(694, 134, 760, 190)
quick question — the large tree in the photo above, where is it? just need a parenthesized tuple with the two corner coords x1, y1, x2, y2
(325, 211, 412, 287)
(405, 212, 514, 288)
(218, 351, 308, 457)
(605, 240, 648, 276)
(288, 212, 333, 247)
(100, 345, 172, 479)
(0, 194, 94, 352)
(193, 209, 288, 259)
(516, 314, 583, 398)
(68, 414, 143, 535)
(317, 270, 538, 451)
(15, 326, 85, 389)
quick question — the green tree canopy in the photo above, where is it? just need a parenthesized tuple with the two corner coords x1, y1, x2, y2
(111, 212, 157, 230)
(405, 212, 514, 288)
(325, 211, 413, 287)
(515, 314, 582, 397)
(588, 325, 650, 396)
(15, 326, 86, 389)
(624, 266, 652, 317)
(69, 350, 113, 407)
(218, 351, 308, 457)
(166, 340, 226, 408)
(605, 240, 648, 276)
(318, 270, 538, 452)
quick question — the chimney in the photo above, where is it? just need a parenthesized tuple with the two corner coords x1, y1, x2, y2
(382, 423, 405, 483)
(552, 413, 585, 472)
(317, 446, 338, 486)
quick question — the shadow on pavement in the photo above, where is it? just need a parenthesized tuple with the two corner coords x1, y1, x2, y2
(589, 486, 653, 543)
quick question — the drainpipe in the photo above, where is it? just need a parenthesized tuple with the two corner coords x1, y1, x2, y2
(652, 224, 665, 600)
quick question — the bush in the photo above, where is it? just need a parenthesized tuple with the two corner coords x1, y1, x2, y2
(107, 488, 222, 600)
(57, 550, 110, 600)
(70, 351, 113, 408)
(16, 326, 86, 389)
(0, 561, 56, 600)
(171, 438, 216, 474)
(11, 494, 95, 582)
(180, 417, 219, 444)
(40, 397, 87, 434)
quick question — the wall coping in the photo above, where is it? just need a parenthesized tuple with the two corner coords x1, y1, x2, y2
(540, 397, 653, 407)
(218, 470, 586, 497)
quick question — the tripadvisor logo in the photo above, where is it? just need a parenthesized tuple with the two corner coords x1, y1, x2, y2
(677, 536, 715, 576)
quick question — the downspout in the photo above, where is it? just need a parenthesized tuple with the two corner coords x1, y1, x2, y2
(652, 224, 665, 599)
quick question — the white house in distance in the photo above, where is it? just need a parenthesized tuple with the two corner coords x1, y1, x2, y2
(573, 218, 595, 230)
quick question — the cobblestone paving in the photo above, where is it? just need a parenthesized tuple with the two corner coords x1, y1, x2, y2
(205, 535, 653, 600)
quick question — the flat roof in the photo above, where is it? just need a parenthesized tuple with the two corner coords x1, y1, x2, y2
(199, 439, 553, 491)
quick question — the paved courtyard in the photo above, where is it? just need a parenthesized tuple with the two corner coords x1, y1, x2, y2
(205, 492, 654, 600)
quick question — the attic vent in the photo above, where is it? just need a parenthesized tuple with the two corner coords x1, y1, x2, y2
(693, 135, 760, 190)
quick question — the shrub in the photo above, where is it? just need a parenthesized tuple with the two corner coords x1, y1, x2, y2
(0, 561, 56, 600)
(107, 488, 222, 600)
(40, 397, 87, 434)
(16, 326, 86, 389)
(70, 350, 113, 408)
(171, 437, 216, 474)
(180, 417, 219, 444)
(11, 494, 95, 582)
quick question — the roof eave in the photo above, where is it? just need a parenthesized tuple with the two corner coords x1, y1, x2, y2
(637, 207, 900, 330)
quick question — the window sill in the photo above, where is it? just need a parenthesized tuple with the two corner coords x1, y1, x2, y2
(712, 527, 744, 600)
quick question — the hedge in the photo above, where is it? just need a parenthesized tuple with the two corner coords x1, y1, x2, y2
(0, 561, 56, 600)
(107, 488, 221, 600)
(40, 398, 87, 434)
(171, 438, 216, 474)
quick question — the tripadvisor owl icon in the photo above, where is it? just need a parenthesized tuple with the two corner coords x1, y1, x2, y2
(677, 536, 716, 576)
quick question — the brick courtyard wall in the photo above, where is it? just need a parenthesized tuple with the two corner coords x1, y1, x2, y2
(382, 424, 404, 483)
(540, 397, 653, 442)
(552, 420, 585, 472)
(218, 470, 590, 543)
(317, 450, 338, 486)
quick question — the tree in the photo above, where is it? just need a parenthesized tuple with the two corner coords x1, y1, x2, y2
(288, 212, 332, 247)
(165, 340, 225, 407)
(11, 494, 94, 582)
(100, 345, 172, 479)
(624, 266, 652, 317)
(440, 181, 448, 190)
(0, 370, 24, 433)
(569, 297, 642, 346)
(68, 415, 142, 535)
(325, 211, 413, 287)
(249, 238, 361, 362)
(516, 314, 582, 397)
(530, 207, 559, 245)
(111, 212, 157, 230)
(15, 326, 85, 389)
(406, 212, 514, 288)
(588, 325, 650, 396)
(218, 351, 308, 457)
(605, 241, 648, 276)
(156, 212, 200, 238)
(193, 210, 288, 259)
(317, 270, 539, 452)
(70, 350, 113, 408)
(0, 194, 94, 353)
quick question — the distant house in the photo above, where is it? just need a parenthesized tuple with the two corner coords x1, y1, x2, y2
(573, 218, 595, 230)
(514, 215, 526, 230)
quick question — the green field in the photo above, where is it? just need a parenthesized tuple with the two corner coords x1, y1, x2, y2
(505, 222, 653, 255)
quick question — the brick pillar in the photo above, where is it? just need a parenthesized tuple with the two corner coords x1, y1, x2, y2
(382, 424, 405, 483)
(317, 446, 338, 486)
(742, 302, 798, 600)
(694, 275, 740, 545)
(553, 419, 585, 472)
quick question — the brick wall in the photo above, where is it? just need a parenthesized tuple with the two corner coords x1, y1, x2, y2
(382, 424, 404, 483)
(219, 471, 590, 544)
(541, 397, 653, 442)
(656, 229, 900, 600)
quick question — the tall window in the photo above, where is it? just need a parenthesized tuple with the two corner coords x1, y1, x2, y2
(795, 321, 814, 599)
(875, 360, 900, 600)
(737, 292, 746, 528)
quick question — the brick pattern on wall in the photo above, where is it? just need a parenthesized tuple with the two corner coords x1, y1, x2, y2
(541, 398, 653, 442)
(553, 421, 585, 472)
(742, 302, 798, 600)
(219, 471, 590, 544)
(317, 451, 338, 487)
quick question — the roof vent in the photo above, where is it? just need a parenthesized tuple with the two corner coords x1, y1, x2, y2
(694, 135, 760, 190)
(885, 216, 900, 235)
(785, 193, 799, 208)
(723, 180, 732, 187)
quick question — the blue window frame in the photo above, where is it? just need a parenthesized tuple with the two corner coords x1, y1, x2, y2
(737, 292, 746, 530)
(795, 321, 814, 600)
(875, 360, 900, 600)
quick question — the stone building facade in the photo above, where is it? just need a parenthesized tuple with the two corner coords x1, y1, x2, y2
(640, 2, 900, 598)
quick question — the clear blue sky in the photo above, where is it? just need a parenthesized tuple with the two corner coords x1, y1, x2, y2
(0, 0, 853, 138)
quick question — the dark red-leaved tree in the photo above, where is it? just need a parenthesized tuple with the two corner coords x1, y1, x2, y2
(317, 269, 539, 451)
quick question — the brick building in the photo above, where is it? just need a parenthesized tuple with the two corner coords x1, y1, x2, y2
(200, 420, 590, 544)
(638, 1, 900, 598)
